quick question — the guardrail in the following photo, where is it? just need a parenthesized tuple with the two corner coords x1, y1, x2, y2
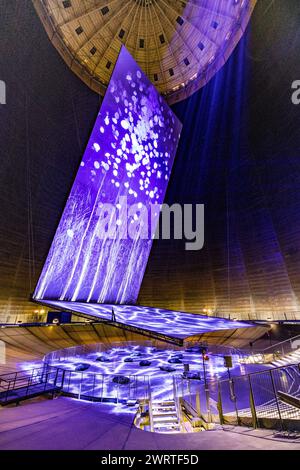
(0, 365, 63, 405)
(59, 368, 150, 404)
(243, 334, 300, 357)
(43, 341, 154, 364)
(43, 341, 245, 365)
(0, 364, 151, 405)
(174, 362, 300, 431)
(3, 360, 300, 432)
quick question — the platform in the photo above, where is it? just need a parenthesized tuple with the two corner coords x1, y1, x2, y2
(33, 300, 267, 346)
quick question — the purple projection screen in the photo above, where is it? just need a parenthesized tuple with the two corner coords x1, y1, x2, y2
(33, 46, 182, 304)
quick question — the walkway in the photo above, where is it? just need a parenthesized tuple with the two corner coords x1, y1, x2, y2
(0, 397, 300, 450)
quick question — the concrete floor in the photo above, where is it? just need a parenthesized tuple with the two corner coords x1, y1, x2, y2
(0, 397, 300, 450)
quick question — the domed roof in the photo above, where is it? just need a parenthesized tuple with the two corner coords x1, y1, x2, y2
(33, 0, 256, 103)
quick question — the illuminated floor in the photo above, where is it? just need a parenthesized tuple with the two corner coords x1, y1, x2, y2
(31, 344, 259, 401)
(34, 300, 256, 342)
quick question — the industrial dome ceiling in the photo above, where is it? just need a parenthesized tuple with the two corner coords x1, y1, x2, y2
(33, 0, 256, 103)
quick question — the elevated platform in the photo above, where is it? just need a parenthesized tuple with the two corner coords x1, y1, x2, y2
(33, 300, 268, 346)
(0, 383, 61, 406)
(0, 367, 62, 406)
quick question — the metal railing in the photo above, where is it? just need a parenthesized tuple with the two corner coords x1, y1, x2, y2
(0, 364, 151, 405)
(259, 335, 300, 355)
(60, 368, 150, 404)
(173, 376, 185, 432)
(43, 341, 245, 365)
(3, 360, 300, 432)
(243, 334, 300, 356)
(0, 365, 63, 404)
(42, 341, 247, 406)
(43, 341, 154, 364)
(148, 381, 154, 432)
(239, 335, 300, 364)
(181, 341, 244, 357)
(175, 362, 300, 431)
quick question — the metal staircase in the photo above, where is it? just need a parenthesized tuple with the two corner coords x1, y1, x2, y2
(0, 366, 64, 406)
(272, 348, 300, 367)
(150, 399, 182, 433)
(239, 335, 300, 366)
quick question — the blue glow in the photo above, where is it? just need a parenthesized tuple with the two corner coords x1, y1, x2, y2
(33, 46, 182, 305)
(34, 300, 255, 340)
(41, 343, 242, 401)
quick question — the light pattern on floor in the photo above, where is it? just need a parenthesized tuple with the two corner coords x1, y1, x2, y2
(34, 300, 255, 340)
(40, 344, 243, 401)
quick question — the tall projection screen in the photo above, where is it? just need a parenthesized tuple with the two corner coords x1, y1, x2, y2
(33, 46, 182, 305)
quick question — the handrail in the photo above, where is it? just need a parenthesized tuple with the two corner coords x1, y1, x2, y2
(148, 381, 154, 432)
(183, 340, 245, 357)
(43, 340, 154, 364)
(0, 365, 64, 404)
(0, 365, 57, 379)
(277, 390, 300, 409)
(43, 341, 246, 367)
(1, 363, 153, 405)
(241, 334, 300, 356)
(3, 360, 300, 396)
(259, 334, 300, 353)
(175, 361, 300, 432)
(173, 376, 184, 432)
(0, 366, 47, 379)
(174, 361, 300, 389)
(216, 363, 300, 383)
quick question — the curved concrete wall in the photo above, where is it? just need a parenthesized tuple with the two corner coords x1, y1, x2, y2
(0, 322, 267, 371)
(0, 323, 146, 370)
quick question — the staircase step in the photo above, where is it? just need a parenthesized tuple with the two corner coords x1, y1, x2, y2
(153, 411, 177, 417)
(152, 402, 175, 405)
(154, 428, 181, 434)
(152, 409, 176, 414)
(154, 429, 181, 433)
(153, 400, 174, 405)
(153, 416, 178, 423)
(150, 400, 181, 434)
(154, 422, 181, 430)
(152, 404, 175, 408)
(154, 430, 181, 434)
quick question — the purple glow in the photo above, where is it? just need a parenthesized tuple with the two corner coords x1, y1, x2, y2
(35, 300, 255, 341)
(41, 343, 242, 402)
(33, 46, 182, 304)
